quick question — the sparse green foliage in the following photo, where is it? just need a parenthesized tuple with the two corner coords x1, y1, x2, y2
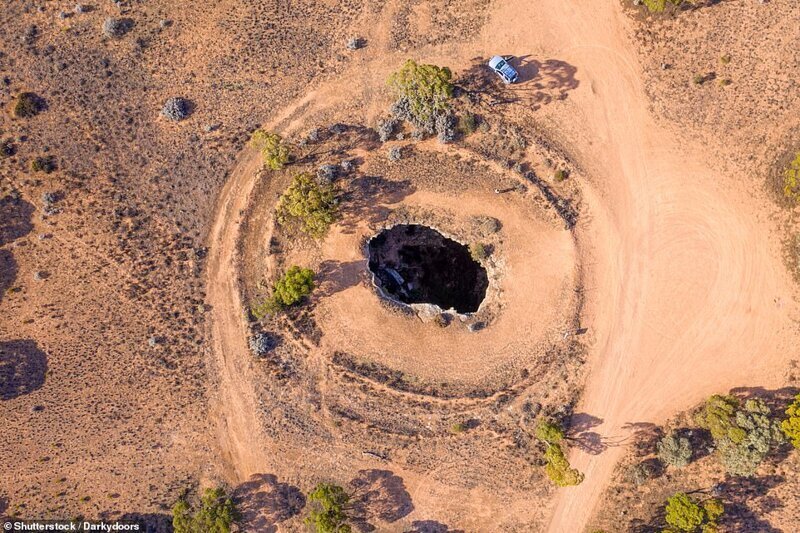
(276, 173, 337, 238)
(663, 493, 723, 533)
(450, 422, 466, 434)
(781, 393, 800, 448)
(30, 156, 56, 174)
(469, 242, 487, 262)
(249, 130, 291, 170)
(543, 443, 584, 486)
(535, 420, 565, 444)
(388, 59, 454, 124)
(696, 395, 741, 441)
(658, 432, 693, 468)
(12, 92, 44, 118)
(172, 487, 239, 533)
(719, 54, 732, 65)
(626, 461, 654, 486)
(553, 169, 568, 182)
(717, 78, 731, 87)
(535, 419, 581, 485)
(697, 395, 784, 476)
(693, 74, 706, 86)
(252, 266, 315, 318)
(783, 151, 800, 202)
(642, 0, 686, 13)
(305, 483, 352, 533)
(457, 112, 477, 136)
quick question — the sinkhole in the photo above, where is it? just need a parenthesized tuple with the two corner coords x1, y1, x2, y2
(367, 224, 489, 314)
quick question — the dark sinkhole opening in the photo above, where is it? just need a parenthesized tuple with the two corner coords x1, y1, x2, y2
(367, 224, 489, 314)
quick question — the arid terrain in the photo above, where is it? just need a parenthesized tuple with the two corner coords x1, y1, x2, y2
(2, 0, 799, 532)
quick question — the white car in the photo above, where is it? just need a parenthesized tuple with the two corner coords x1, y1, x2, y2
(488, 55, 520, 84)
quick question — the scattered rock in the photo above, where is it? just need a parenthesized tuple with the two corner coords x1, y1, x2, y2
(103, 18, 132, 38)
(346, 36, 364, 50)
(161, 97, 192, 121)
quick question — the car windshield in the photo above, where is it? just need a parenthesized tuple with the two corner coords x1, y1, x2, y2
(495, 59, 506, 69)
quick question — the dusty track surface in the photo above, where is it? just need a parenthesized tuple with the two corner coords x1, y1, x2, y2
(204, 0, 799, 531)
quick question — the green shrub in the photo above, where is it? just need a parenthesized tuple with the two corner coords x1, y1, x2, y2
(388, 59, 454, 124)
(663, 493, 723, 532)
(553, 169, 568, 182)
(543, 443, 584, 487)
(693, 74, 706, 85)
(781, 393, 800, 448)
(276, 173, 337, 238)
(12, 92, 44, 118)
(469, 242, 487, 261)
(252, 266, 315, 318)
(249, 130, 291, 170)
(642, 0, 685, 13)
(172, 487, 239, 533)
(30, 156, 56, 173)
(783, 151, 800, 202)
(697, 395, 784, 476)
(305, 483, 352, 533)
(457, 113, 477, 136)
(719, 54, 732, 65)
(450, 422, 466, 434)
(657, 432, 693, 468)
(718, 78, 732, 87)
(535, 420, 565, 444)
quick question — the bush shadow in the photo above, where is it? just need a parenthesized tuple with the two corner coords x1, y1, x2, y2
(233, 473, 306, 533)
(317, 259, 366, 297)
(338, 176, 415, 234)
(0, 249, 18, 304)
(407, 520, 466, 533)
(0, 339, 48, 400)
(348, 469, 413, 531)
(0, 197, 35, 246)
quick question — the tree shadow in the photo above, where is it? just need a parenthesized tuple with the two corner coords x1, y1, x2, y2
(317, 259, 366, 297)
(0, 249, 18, 304)
(568, 412, 603, 433)
(729, 385, 799, 413)
(348, 469, 413, 531)
(233, 473, 306, 533)
(338, 176, 415, 234)
(717, 475, 785, 533)
(456, 56, 579, 111)
(407, 520, 466, 533)
(0, 339, 48, 400)
(0, 197, 35, 246)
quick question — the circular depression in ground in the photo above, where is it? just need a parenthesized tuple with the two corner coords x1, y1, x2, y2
(368, 224, 489, 314)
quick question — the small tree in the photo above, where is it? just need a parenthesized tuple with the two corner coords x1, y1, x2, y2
(249, 130, 291, 170)
(535, 420, 565, 444)
(658, 432, 693, 468)
(783, 152, 800, 202)
(305, 483, 352, 533)
(252, 266, 315, 318)
(387, 59, 453, 125)
(276, 173, 337, 238)
(642, 0, 686, 13)
(172, 487, 239, 533)
(663, 492, 722, 533)
(781, 393, 800, 448)
(698, 395, 784, 476)
(543, 443, 584, 487)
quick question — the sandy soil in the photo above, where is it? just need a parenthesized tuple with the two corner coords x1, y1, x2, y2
(3, 0, 799, 529)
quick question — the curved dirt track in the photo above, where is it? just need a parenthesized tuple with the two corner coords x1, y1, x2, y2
(203, 1, 798, 531)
